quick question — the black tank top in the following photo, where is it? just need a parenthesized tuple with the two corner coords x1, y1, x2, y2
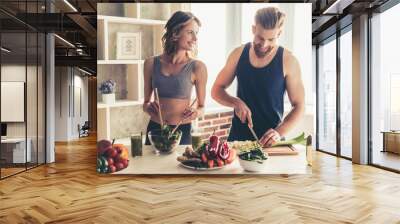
(228, 43, 286, 141)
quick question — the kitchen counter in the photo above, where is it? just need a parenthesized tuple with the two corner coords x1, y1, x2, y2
(113, 139, 309, 175)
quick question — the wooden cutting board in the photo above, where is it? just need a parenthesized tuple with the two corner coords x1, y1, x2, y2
(263, 146, 298, 156)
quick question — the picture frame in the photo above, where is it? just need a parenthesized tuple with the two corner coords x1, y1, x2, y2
(116, 32, 141, 60)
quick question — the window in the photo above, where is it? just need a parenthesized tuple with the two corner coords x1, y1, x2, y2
(317, 37, 337, 154)
(390, 74, 400, 130)
(190, 4, 229, 111)
(371, 2, 400, 171)
(340, 29, 352, 158)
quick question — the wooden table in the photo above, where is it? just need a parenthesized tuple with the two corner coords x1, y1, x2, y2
(113, 139, 308, 175)
(381, 131, 400, 154)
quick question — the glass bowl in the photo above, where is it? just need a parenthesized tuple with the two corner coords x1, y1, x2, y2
(238, 158, 268, 172)
(148, 129, 182, 154)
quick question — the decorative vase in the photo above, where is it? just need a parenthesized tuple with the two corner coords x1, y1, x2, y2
(102, 93, 115, 104)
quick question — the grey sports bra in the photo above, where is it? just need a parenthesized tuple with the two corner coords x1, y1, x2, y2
(151, 55, 195, 99)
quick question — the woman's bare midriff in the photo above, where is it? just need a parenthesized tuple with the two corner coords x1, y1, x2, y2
(150, 97, 193, 125)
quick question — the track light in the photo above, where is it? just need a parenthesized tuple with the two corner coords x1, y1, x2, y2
(54, 34, 75, 48)
(322, 0, 354, 15)
(63, 0, 78, 12)
(77, 67, 93, 76)
(1, 47, 11, 53)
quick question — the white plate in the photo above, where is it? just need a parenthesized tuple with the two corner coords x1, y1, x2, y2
(179, 162, 225, 171)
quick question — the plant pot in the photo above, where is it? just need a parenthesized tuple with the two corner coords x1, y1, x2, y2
(102, 93, 115, 104)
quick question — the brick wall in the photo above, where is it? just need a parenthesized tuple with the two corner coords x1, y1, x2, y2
(196, 110, 234, 142)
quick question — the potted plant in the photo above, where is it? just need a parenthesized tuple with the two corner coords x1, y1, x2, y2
(99, 79, 116, 104)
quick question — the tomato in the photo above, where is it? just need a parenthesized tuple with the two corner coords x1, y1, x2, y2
(115, 162, 124, 171)
(118, 147, 129, 160)
(217, 159, 224, 167)
(201, 153, 208, 163)
(207, 160, 214, 168)
(107, 157, 114, 166)
(226, 149, 236, 164)
(107, 148, 117, 158)
(108, 165, 116, 173)
(121, 159, 129, 168)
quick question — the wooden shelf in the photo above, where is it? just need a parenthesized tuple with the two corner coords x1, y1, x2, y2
(98, 60, 144, 65)
(97, 15, 166, 26)
(97, 100, 143, 109)
(97, 4, 186, 140)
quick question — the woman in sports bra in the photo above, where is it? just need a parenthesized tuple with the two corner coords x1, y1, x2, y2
(143, 11, 208, 145)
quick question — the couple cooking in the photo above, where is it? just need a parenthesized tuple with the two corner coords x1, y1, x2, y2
(143, 7, 305, 148)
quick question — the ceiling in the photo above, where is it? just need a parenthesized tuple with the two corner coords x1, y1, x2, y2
(0, 0, 97, 74)
(0, 0, 394, 75)
(310, 0, 391, 43)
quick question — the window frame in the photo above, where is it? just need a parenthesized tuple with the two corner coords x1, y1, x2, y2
(315, 24, 352, 161)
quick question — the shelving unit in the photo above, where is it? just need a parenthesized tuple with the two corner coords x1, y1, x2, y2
(97, 3, 187, 140)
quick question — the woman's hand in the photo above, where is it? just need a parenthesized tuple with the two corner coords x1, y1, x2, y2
(143, 101, 160, 117)
(182, 107, 198, 121)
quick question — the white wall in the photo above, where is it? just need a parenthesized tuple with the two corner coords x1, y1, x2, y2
(55, 67, 89, 141)
(1, 65, 33, 137)
(55, 67, 68, 141)
(72, 74, 89, 138)
(1, 65, 26, 140)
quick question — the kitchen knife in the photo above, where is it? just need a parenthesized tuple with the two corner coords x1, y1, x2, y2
(248, 124, 262, 146)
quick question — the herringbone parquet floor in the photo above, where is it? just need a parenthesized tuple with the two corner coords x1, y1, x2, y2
(1, 134, 400, 223)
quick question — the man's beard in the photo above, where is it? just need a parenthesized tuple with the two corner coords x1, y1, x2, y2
(253, 43, 273, 58)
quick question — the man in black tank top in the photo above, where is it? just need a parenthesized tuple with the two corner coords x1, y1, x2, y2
(212, 7, 305, 147)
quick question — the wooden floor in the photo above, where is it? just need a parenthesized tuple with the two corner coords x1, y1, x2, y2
(373, 150, 400, 171)
(1, 167, 26, 178)
(1, 163, 44, 178)
(1, 135, 400, 223)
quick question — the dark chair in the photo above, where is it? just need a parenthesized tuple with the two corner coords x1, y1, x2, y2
(78, 121, 90, 138)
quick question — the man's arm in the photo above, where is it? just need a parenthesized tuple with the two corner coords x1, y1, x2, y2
(211, 47, 242, 108)
(261, 51, 305, 146)
(276, 51, 305, 136)
(211, 46, 254, 127)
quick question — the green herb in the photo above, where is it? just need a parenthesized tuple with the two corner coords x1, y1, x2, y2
(238, 147, 268, 163)
(271, 132, 307, 147)
(152, 125, 182, 152)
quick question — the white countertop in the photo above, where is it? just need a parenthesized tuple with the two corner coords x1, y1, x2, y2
(113, 138, 308, 175)
(1, 137, 30, 143)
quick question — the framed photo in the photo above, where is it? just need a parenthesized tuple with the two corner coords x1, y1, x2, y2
(116, 32, 141, 60)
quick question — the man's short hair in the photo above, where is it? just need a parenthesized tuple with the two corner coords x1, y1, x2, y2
(255, 7, 286, 29)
